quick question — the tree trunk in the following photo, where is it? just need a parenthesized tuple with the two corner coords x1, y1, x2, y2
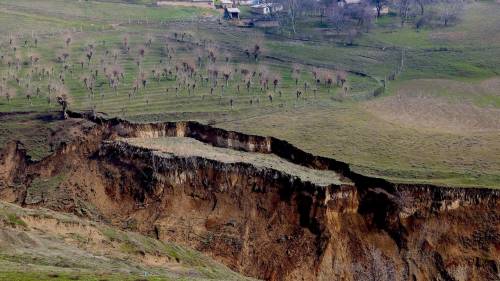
(62, 105, 68, 119)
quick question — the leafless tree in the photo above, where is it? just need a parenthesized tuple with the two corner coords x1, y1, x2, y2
(1, 86, 15, 103)
(346, 28, 358, 45)
(145, 33, 154, 48)
(252, 41, 263, 62)
(437, 0, 464, 26)
(336, 70, 348, 86)
(321, 70, 335, 93)
(219, 65, 232, 87)
(63, 34, 72, 48)
(121, 36, 129, 54)
(371, 0, 389, 17)
(345, 3, 374, 30)
(278, 0, 302, 34)
(26, 89, 33, 106)
(55, 85, 71, 119)
(415, 0, 433, 16)
(272, 73, 281, 91)
(397, 0, 412, 26)
(328, 5, 348, 32)
(292, 63, 301, 85)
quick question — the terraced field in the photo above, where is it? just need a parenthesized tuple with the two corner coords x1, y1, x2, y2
(0, 0, 499, 187)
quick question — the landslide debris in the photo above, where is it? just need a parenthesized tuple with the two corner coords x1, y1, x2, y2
(0, 201, 255, 281)
(0, 112, 498, 281)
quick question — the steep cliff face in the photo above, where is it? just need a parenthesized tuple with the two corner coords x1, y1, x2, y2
(0, 141, 30, 202)
(0, 114, 498, 281)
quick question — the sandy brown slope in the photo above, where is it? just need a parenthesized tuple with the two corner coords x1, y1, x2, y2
(0, 200, 255, 281)
(0, 114, 498, 281)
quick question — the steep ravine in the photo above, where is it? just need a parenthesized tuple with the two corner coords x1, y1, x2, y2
(0, 112, 499, 281)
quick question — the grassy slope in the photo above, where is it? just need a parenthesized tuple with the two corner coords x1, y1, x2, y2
(219, 1, 500, 188)
(218, 104, 500, 188)
(0, 0, 498, 187)
(0, 201, 254, 281)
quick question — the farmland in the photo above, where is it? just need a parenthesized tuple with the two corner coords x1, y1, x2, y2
(0, 0, 499, 188)
(0, 1, 499, 280)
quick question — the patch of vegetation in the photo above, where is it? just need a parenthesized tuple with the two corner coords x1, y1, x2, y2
(26, 173, 67, 204)
(0, 271, 176, 281)
(120, 241, 142, 255)
(0, 113, 57, 160)
(0, 0, 499, 188)
(2, 213, 28, 228)
(101, 226, 127, 242)
(0, 201, 252, 280)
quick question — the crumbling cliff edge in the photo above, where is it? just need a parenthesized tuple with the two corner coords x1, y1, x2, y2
(0, 112, 498, 281)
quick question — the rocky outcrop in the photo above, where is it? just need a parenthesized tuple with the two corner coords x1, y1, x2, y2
(0, 113, 499, 281)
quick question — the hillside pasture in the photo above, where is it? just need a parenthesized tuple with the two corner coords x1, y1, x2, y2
(0, 0, 499, 188)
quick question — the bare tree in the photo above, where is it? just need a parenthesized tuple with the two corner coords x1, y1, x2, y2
(292, 63, 301, 85)
(415, 0, 432, 16)
(63, 34, 72, 48)
(29, 52, 40, 66)
(26, 89, 33, 106)
(344, 3, 374, 30)
(279, 0, 302, 34)
(1, 86, 16, 103)
(437, 0, 464, 26)
(55, 85, 71, 119)
(330, 4, 349, 32)
(138, 45, 147, 66)
(336, 70, 348, 86)
(145, 33, 154, 48)
(122, 35, 130, 53)
(272, 73, 281, 91)
(397, 0, 412, 26)
(219, 65, 232, 87)
(371, 0, 389, 17)
(251, 38, 264, 62)
(346, 28, 358, 45)
(57, 50, 70, 63)
(321, 70, 335, 93)
(85, 45, 94, 65)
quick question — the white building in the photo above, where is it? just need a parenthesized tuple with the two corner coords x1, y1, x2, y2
(225, 7, 241, 19)
(250, 3, 283, 15)
(251, 4, 270, 15)
(238, 0, 260, 5)
(220, 0, 233, 6)
(157, 0, 214, 6)
(337, 0, 362, 7)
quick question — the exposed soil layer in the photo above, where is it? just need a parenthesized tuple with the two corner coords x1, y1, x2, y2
(121, 137, 346, 186)
(0, 201, 249, 280)
(0, 111, 499, 281)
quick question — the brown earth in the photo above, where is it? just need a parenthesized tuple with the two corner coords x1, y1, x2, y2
(0, 112, 499, 281)
(0, 200, 248, 280)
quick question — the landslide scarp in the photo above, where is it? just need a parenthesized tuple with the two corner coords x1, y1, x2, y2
(0, 112, 499, 281)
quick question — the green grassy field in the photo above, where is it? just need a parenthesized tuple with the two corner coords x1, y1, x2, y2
(0, 0, 499, 188)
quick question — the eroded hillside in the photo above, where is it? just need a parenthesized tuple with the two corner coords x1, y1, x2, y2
(0, 112, 499, 281)
(0, 199, 252, 281)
